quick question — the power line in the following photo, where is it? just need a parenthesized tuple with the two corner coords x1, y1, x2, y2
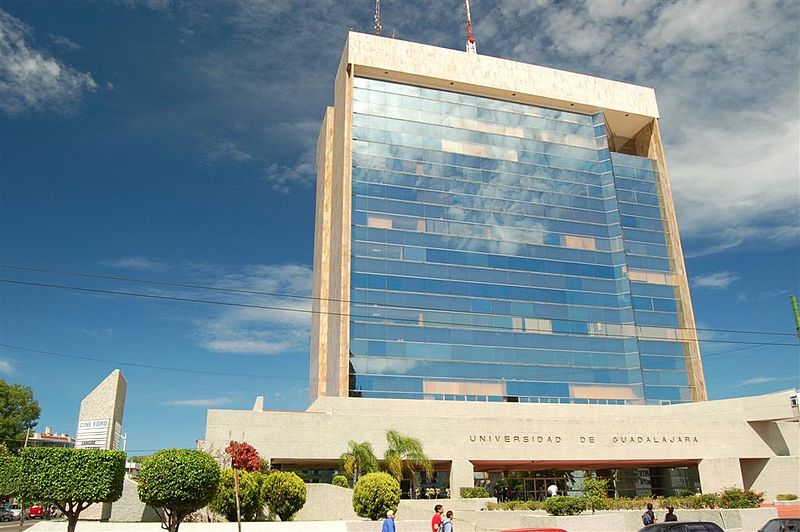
(1, 264, 797, 338)
(2, 277, 799, 348)
(0, 343, 306, 381)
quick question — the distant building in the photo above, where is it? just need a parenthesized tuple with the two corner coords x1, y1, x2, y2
(28, 426, 75, 448)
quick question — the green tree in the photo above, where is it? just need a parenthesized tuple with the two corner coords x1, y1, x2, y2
(332, 475, 349, 488)
(384, 430, 432, 499)
(339, 440, 379, 484)
(0, 380, 40, 454)
(352, 472, 400, 520)
(581, 476, 608, 514)
(19, 447, 125, 532)
(262, 471, 306, 521)
(137, 449, 220, 532)
(210, 469, 264, 521)
(0, 455, 21, 497)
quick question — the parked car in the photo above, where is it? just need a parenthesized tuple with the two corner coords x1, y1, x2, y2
(759, 517, 800, 532)
(27, 504, 45, 519)
(639, 522, 725, 532)
(0, 506, 14, 521)
(4, 504, 22, 520)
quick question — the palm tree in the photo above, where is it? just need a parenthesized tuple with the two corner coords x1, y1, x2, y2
(339, 440, 379, 485)
(384, 429, 433, 499)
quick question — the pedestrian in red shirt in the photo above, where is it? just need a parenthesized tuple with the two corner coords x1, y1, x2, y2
(431, 504, 444, 532)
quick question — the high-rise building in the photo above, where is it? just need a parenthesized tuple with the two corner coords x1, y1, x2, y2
(203, 33, 798, 503)
(310, 32, 705, 406)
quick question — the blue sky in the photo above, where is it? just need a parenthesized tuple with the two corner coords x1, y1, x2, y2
(0, 0, 798, 455)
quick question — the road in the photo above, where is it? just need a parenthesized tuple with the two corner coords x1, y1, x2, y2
(0, 522, 35, 531)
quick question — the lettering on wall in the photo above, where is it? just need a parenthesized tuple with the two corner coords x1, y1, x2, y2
(467, 433, 700, 445)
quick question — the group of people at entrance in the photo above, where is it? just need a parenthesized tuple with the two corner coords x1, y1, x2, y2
(432, 504, 455, 532)
(643, 502, 678, 525)
(380, 504, 456, 532)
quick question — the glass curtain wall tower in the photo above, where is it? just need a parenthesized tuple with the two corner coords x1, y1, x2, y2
(310, 33, 706, 406)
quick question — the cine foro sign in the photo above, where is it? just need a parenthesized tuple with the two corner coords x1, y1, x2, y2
(76, 418, 110, 449)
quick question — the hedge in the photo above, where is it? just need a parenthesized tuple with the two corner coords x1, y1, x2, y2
(544, 495, 587, 516)
(137, 449, 220, 532)
(352, 472, 400, 521)
(777, 493, 798, 501)
(0, 456, 21, 497)
(262, 471, 306, 521)
(461, 486, 490, 498)
(332, 475, 349, 488)
(209, 469, 264, 521)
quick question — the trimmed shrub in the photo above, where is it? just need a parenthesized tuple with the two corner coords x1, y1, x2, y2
(20, 447, 125, 532)
(718, 487, 763, 508)
(697, 493, 720, 509)
(581, 477, 608, 513)
(544, 495, 587, 516)
(137, 449, 220, 532)
(777, 493, 798, 501)
(0, 455, 21, 497)
(209, 469, 264, 521)
(460, 486, 490, 498)
(262, 471, 306, 521)
(352, 472, 400, 521)
(332, 475, 349, 488)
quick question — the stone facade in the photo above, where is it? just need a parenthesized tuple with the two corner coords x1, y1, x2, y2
(203, 390, 800, 501)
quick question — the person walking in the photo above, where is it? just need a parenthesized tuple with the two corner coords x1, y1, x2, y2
(664, 506, 678, 522)
(642, 502, 657, 526)
(382, 510, 396, 532)
(441, 510, 455, 532)
(431, 504, 444, 532)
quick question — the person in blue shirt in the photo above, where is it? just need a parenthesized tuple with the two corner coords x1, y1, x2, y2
(382, 509, 396, 532)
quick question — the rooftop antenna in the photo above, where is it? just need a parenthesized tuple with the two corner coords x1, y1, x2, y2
(374, 0, 382, 35)
(464, 0, 477, 54)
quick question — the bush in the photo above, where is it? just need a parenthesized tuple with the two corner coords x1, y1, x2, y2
(777, 493, 798, 501)
(697, 493, 720, 509)
(718, 487, 763, 508)
(677, 488, 697, 497)
(262, 471, 306, 521)
(137, 449, 220, 532)
(581, 477, 608, 513)
(209, 469, 264, 521)
(0, 456, 21, 497)
(332, 475, 349, 488)
(20, 447, 125, 532)
(544, 495, 587, 516)
(352, 472, 400, 521)
(460, 487, 490, 498)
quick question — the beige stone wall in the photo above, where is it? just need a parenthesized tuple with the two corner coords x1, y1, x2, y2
(204, 391, 798, 498)
(647, 120, 707, 400)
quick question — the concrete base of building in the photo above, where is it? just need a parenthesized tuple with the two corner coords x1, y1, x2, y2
(28, 508, 779, 532)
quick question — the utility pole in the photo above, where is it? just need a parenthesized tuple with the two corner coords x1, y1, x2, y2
(24, 427, 30, 448)
(374, 0, 382, 35)
(790, 295, 800, 339)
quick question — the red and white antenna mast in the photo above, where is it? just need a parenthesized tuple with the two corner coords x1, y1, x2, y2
(465, 0, 477, 54)
(374, 0, 382, 35)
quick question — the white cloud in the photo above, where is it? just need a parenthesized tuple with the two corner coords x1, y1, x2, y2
(80, 328, 114, 338)
(0, 359, 14, 376)
(49, 34, 81, 50)
(201, 137, 253, 164)
(735, 376, 795, 388)
(187, 263, 313, 355)
(99, 256, 167, 272)
(736, 290, 788, 303)
(164, 397, 232, 407)
(488, 0, 800, 256)
(692, 271, 740, 289)
(0, 9, 97, 115)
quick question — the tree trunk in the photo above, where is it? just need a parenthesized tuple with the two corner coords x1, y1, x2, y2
(234, 468, 242, 532)
(66, 515, 79, 532)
